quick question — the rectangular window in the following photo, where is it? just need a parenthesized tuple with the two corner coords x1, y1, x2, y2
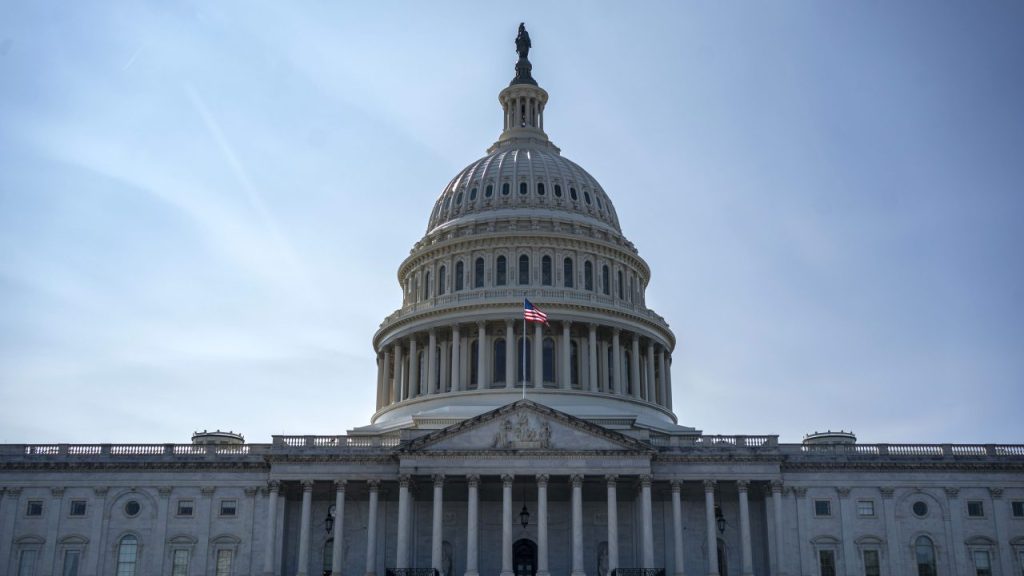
(18, 549, 38, 576)
(69, 500, 87, 517)
(862, 549, 880, 576)
(973, 550, 992, 576)
(215, 550, 233, 576)
(62, 550, 81, 576)
(857, 500, 875, 517)
(814, 499, 832, 517)
(967, 500, 985, 517)
(171, 549, 190, 576)
(177, 500, 194, 517)
(818, 550, 836, 576)
(219, 499, 237, 517)
(1012, 500, 1024, 517)
(26, 500, 43, 516)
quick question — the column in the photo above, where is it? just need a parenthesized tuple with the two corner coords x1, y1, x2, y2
(365, 480, 380, 576)
(196, 486, 214, 574)
(991, 488, 1013, 576)
(396, 475, 411, 569)
(771, 482, 785, 576)
(657, 348, 667, 406)
(533, 322, 543, 387)
(794, 487, 811, 576)
(376, 353, 385, 409)
(571, 475, 585, 576)
(297, 481, 313, 576)
(600, 341, 610, 392)
(879, 488, 900, 576)
(671, 481, 685, 576)
(640, 475, 654, 568)
(88, 487, 108, 576)
(465, 475, 480, 576)
(42, 487, 65, 576)
(836, 488, 856, 576)
(561, 321, 572, 389)
(501, 475, 514, 576)
(440, 341, 450, 393)
(408, 338, 419, 398)
(537, 475, 550, 576)
(478, 322, 488, 389)
(666, 354, 674, 409)
(262, 482, 280, 575)
(451, 325, 461, 392)
(606, 476, 619, 575)
(611, 329, 621, 394)
(432, 476, 445, 574)
(505, 320, 515, 388)
(942, 487, 966, 575)
(154, 487, 171, 576)
(392, 343, 404, 402)
(0, 488, 20, 573)
(704, 480, 719, 576)
(428, 329, 438, 395)
(631, 335, 641, 399)
(331, 481, 346, 576)
(646, 341, 656, 402)
(381, 350, 391, 405)
(738, 481, 754, 576)
(588, 324, 599, 392)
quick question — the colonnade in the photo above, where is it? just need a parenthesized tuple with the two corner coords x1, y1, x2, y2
(375, 319, 673, 411)
(268, 476, 781, 576)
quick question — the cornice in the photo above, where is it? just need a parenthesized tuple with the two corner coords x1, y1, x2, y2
(781, 461, 1024, 472)
(0, 461, 270, 472)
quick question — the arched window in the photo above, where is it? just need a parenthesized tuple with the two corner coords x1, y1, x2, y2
(438, 265, 447, 296)
(617, 270, 624, 299)
(470, 187, 478, 201)
(474, 258, 485, 288)
(541, 256, 552, 286)
(517, 337, 532, 384)
(602, 265, 610, 295)
(563, 258, 574, 288)
(117, 535, 139, 576)
(584, 261, 594, 291)
(502, 183, 510, 196)
(412, 277, 419, 301)
(518, 255, 530, 285)
(628, 276, 634, 302)
(455, 261, 464, 291)
(323, 539, 334, 574)
(542, 337, 555, 383)
(915, 536, 937, 576)
(570, 187, 578, 201)
(469, 340, 479, 388)
(485, 184, 494, 198)
(570, 341, 580, 386)
(554, 184, 562, 197)
(537, 183, 546, 195)
(519, 182, 528, 195)
(493, 339, 506, 384)
(496, 256, 507, 286)
(423, 271, 431, 300)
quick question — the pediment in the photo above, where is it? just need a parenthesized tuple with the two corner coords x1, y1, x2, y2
(400, 400, 652, 454)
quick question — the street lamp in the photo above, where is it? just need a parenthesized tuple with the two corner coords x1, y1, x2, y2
(715, 504, 726, 534)
(519, 485, 530, 528)
(325, 504, 336, 534)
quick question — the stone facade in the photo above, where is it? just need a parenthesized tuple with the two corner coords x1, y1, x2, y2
(2, 26, 1022, 576)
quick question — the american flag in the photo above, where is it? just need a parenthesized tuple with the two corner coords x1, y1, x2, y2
(523, 299, 549, 324)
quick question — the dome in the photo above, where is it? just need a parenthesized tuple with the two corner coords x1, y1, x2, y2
(427, 146, 622, 235)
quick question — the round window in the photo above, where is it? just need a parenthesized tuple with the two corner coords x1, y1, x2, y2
(125, 500, 141, 517)
(912, 501, 928, 517)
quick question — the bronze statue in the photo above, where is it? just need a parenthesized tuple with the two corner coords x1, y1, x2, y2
(515, 23, 531, 60)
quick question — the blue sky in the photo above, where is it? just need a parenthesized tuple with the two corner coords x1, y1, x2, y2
(1, 2, 1022, 444)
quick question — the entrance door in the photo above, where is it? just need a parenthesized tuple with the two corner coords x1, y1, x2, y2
(717, 539, 728, 576)
(513, 539, 537, 576)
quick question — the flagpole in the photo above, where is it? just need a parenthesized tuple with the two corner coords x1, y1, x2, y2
(522, 296, 527, 400)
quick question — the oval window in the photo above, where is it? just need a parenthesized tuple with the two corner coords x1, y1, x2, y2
(912, 501, 928, 517)
(485, 184, 494, 198)
(537, 183, 546, 195)
(470, 187, 478, 201)
(455, 192, 463, 205)
(502, 183, 510, 196)
(584, 191, 592, 205)
(554, 184, 562, 197)
(570, 187, 578, 201)
(519, 182, 528, 195)
(125, 500, 141, 517)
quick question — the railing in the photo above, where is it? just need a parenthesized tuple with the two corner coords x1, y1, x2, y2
(272, 435, 401, 449)
(612, 569, 665, 576)
(780, 444, 1024, 458)
(0, 443, 273, 457)
(648, 435, 779, 448)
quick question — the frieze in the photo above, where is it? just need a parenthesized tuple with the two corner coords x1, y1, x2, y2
(492, 412, 552, 450)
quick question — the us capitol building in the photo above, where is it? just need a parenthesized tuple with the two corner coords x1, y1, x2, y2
(2, 26, 1022, 576)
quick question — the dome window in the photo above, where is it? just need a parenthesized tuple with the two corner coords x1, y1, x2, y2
(602, 265, 611, 295)
(470, 187, 478, 201)
(423, 271, 431, 300)
(492, 339, 506, 384)
(519, 182, 528, 195)
(502, 183, 510, 196)
(584, 261, 594, 291)
(474, 258, 485, 288)
(584, 191, 592, 205)
(438, 266, 447, 296)
(537, 183, 545, 196)
(554, 184, 563, 198)
(455, 192, 463, 205)
(496, 256, 507, 286)
(486, 184, 494, 198)
(455, 261, 465, 291)
(563, 258, 574, 288)
(570, 187, 578, 201)
(617, 270, 624, 299)
(443, 197, 451, 210)
(518, 255, 530, 285)
(541, 256, 552, 286)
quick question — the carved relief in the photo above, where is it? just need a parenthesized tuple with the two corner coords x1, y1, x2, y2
(492, 412, 552, 449)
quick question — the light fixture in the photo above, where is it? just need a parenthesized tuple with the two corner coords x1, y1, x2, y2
(715, 504, 726, 534)
(325, 504, 336, 534)
(519, 484, 530, 528)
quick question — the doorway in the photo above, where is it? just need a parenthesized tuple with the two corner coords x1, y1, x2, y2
(513, 538, 537, 576)
(717, 539, 728, 576)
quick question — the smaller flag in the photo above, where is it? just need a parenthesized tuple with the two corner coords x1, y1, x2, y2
(524, 299, 549, 324)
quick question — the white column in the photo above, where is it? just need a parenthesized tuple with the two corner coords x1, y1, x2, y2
(195, 486, 214, 573)
(392, 343, 404, 402)
(376, 353, 385, 409)
(365, 480, 380, 576)
(657, 348, 667, 406)
(331, 481, 346, 576)
(641, 475, 654, 568)
(671, 480, 686, 576)
(561, 321, 572, 389)
(451, 325, 461, 392)
(794, 487, 812, 576)
(408, 338, 419, 398)
(396, 475, 412, 569)
(381, 350, 391, 405)
(991, 488, 1014, 576)
(501, 475, 514, 576)
(606, 475, 619, 574)
(478, 322, 488, 389)
(771, 482, 786, 576)
(88, 487, 108, 576)
(533, 322, 543, 386)
(297, 481, 313, 576)
(465, 475, 480, 576)
(153, 487, 171, 576)
(42, 487, 65, 576)
(666, 354, 674, 409)
(738, 481, 754, 576)
(571, 474, 585, 576)
(263, 482, 280, 575)
(427, 329, 438, 395)
(836, 487, 855, 576)
(537, 475, 550, 576)
(611, 329, 621, 394)
(588, 324, 599, 392)
(945, 487, 966, 575)
(631, 335, 641, 399)
(505, 320, 515, 388)
(432, 475, 445, 574)
(646, 341, 656, 402)
(704, 480, 720, 576)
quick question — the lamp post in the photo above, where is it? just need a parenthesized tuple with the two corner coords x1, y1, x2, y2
(715, 504, 726, 534)
(520, 485, 530, 528)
